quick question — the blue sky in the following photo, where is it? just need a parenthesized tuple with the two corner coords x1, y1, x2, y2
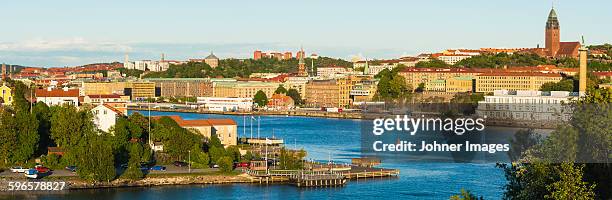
(1, 0, 610, 67)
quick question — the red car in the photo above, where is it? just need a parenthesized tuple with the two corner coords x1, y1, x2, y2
(35, 166, 50, 174)
(235, 162, 250, 168)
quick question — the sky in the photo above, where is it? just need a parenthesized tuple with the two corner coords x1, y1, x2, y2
(0, 0, 611, 67)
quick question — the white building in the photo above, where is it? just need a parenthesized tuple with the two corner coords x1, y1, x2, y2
(83, 94, 127, 104)
(92, 104, 126, 133)
(476, 90, 577, 122)
(197, 97, 253, 112)
(124, 60, 170, 72)
(317, 66, 350, 78)
(438, 54, 473, 65)
(35, 88, 80, 107)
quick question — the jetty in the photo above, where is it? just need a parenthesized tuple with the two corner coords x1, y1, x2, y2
(243, 164, 399, 187)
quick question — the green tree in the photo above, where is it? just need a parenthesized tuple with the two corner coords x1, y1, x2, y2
(12, 111, 40, 163)
(121, 143, 145, 180)
(191, 150, 210, 169)
(415, 59, 450, 68)
(74, 133, 116, 182)
(32, 102, 52, 154)
(540, 79, 574, 92)
(507, 129, 539, 162)
(545, 163, 596, 200)
(253, 90, 268, 107)
(216, 156, 234, 173)
(274, 85, 287, 94)
(151, 116, 203, 161)
(415, 83, 425, 93)
(209, 146, 226, 164)
(50, 105, 86, 148)
(286, 88, 303, 105)
(450, 189, 483, 200)
(375, 69, 410, 100)
(0, 110, 17, 165)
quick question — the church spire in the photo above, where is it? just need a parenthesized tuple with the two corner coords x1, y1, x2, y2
(546, 6, 559, 29)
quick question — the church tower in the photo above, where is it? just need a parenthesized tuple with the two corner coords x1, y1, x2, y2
(297, 46, 307, 77)
(545, 7, 560, 57)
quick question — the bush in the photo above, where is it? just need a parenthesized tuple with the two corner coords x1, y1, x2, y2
(216, 156, 234, 173)
(191, 151, 210, 169)
(41, 154, 62, 169)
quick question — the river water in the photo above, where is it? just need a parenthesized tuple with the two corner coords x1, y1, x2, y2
(15, 111, 507, 200)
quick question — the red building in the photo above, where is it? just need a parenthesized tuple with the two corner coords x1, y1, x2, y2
(254, 50, 262, 60)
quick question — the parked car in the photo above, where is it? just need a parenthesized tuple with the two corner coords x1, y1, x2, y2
(35, 166, 50, 174)
(149, 166, 166, 171)
(10, 166, 28, 173)
(234, 162, 250, 168)
(173, 161, 188, 167)
(24, 169, 39, 179)
(65, 166, 77, 172)
(210, 164, 219, 168)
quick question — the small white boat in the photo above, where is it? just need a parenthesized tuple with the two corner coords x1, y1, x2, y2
(24, 169, 39, 179)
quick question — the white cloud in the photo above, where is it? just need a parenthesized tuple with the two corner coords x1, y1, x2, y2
(0, 37, 132, 52)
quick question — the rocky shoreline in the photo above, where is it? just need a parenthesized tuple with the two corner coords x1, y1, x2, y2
(1, 174, 256, 191)
(69, 174, 255, 189)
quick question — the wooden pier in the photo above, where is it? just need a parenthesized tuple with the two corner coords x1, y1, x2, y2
(341, 168, 400, 179)
(289, 171, 346, 187)
(243, 165, 399, 187)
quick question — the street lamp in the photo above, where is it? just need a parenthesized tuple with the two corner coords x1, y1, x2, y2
(188, 150, 191, 173)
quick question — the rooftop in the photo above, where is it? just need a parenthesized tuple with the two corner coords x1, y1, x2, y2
(35, 88, 79, 97)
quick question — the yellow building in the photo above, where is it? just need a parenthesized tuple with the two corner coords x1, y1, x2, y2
(285, 77, 309, 98)
(213, 81, 279, 98)
(305, 78, 353, 108)
(82, 82, 127, 95)
(425, 79, 446, 92)
(399, 68, 481, 90)
(446, 76, 474, 92)
(0, 83, 12, 105)
(125, 81, 156, 100)
(475, 72, 562, 93)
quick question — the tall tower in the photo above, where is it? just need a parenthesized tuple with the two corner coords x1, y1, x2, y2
(1, 63, 5, 80)
(545, 7, 560, 57)
(297, 46, 307, 77)
(578, 36, 588, 96)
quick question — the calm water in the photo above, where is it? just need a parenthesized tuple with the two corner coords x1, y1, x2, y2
(11, 111, 506, 200)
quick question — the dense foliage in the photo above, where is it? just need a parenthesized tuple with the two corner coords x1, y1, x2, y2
(374, 66, 411, 101)
(142, 57, 352, 78)
(540, 79, 575, 92)
(0, 80, 240, 181)
(497, 87, 612, 199)
(253, 90, 268, 107)
(286, 88, 304, 105)
(117, 68, 144, 78)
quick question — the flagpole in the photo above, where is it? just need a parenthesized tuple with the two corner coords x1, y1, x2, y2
(257, 116, 260, 139)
